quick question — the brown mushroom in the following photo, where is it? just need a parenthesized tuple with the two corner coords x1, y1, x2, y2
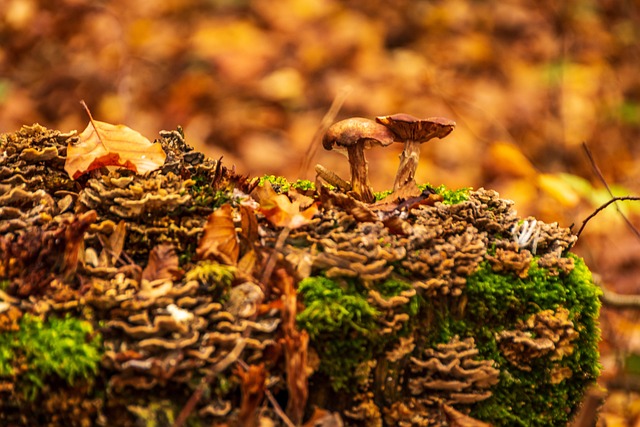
(376, 113, 456, 191)
(322, 118, 395, 203)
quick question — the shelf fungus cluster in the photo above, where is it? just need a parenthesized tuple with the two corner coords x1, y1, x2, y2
(0, 123, 601, 427)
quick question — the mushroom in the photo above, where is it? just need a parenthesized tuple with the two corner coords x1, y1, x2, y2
(322, 118, 395, 203)
(375, 114, 456, 192)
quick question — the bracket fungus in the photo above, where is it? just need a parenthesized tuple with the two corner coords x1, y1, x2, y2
(0, 124, 601, 427)
(376, 113, 456, 192)
(322, 117, 395, 203)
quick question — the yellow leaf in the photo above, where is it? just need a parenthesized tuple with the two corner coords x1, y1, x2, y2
(537, 173, 581, 208)
(488, 142, 536, 178)
(65, 113, 166, 179)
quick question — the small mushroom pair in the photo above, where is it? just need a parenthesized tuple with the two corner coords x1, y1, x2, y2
(322, 114, 455, 203)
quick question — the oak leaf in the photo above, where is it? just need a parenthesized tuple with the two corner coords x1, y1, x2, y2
(65, 106, 166, 179)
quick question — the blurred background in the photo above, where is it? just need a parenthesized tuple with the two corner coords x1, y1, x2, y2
(2, 0, 640, 423)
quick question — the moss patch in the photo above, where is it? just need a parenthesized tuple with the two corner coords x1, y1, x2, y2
(0, 314, 102, 400)
(462, 254, 601, 426)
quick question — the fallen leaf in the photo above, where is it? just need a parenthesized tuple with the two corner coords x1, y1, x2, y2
(237, 248, 257, 276)
(142, 244, 181, 282)
(302, 407, 344, 427)
(318, 185, 377, 222)
(98, 220, 126, 267)
(278, 269, 308, 425)
(236, 363, 267, 427)
(253, 181, 318, 229)
(442, 404, 493, 427)
(65, 103, 166, 179)
(196, 204, 239, 265)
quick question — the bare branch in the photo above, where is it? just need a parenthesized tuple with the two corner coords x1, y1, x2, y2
(581, 142, 640, 240)
(299, 86, 351, 177)
(600, 286, 640, 309)
(569, 385, 607, 427)
(575, 196, 640, 239)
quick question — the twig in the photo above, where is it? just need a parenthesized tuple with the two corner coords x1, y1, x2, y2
(575, 196, 640, 239)
(80, 100, 107, 149)
(299, 85, 352, 178)
(173, 334, 249, 427)
(236, 360, 297, 427)
(265, 389, 297, 427)
(600, 286, 640, 309)
(605, 373, 640, 393)
(582, 142, 640, 240)
(569, 385, 607, 427)
(260, 226, 291, 285)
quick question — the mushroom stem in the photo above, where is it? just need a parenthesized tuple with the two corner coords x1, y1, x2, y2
(347, 144, 375, 203)
(393, 139, 421, 191)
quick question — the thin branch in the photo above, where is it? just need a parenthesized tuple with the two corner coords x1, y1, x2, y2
(260, 226, 291, 285)
(600, 286, 640, 309)
(605, 373, 640, 393)
(236, 360, 297, 427)
(80, 100, 107, 150)
(569, 385, 607, 427)
(299, 85, 352, 177)
(575, 196, 640, 239)
(582, 142, 640, 240)
(173, 334, 249, 427)
(265, 389, 297, 427)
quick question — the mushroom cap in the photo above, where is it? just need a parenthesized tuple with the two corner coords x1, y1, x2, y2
(322, 117, 396, 151)
(376, 113, 456, 142)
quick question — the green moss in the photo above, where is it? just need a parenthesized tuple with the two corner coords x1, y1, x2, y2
(462, 254, 601, 426)
(189, 174, 238, 209)
(0, 280, 9, 291)
(377, 278, 420, 317)
(0, 314, 102, 400)
(256, 175, 315, 193)
(420, 183, 471, 204)
(297, 276, 379, 391)
(375, 184, 471, 203)
(374, 189, 393, 201)
(257, 174, 290, 192)
(291, 179, 315, 191)
(185, 261, 235, 301)
(297, 277, 423, 391)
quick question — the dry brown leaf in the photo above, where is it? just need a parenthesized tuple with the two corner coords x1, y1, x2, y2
(196, 204, 239, 265)
(302, 408, 343, 427)
(239, 204, 260, 245)
(442, 404, 493, 427)
(236, 363, 267, 427)
(278, 269, 309, 425)
(65, 103, 166, 179)
(252, 182, 318, 229)
(142, 244, 181, 282)
(237, 248, 257, 276)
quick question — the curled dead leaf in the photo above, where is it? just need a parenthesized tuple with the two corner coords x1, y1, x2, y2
(142, 244, 181, 282)
(65, 103, 166, 179)
(196, 204, 240, 265)
(252, 181, 318, 229)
